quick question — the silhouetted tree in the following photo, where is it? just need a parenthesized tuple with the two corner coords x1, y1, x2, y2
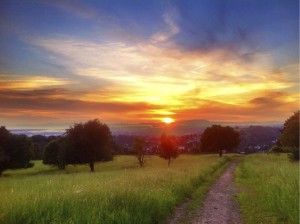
(279, 111, 299, 161)
(200, 125, 240, 157)
(30, 135, 48, 160)
(133, 137, 145, 166)
(160, 134, 178, 166)
(0, 126, 34, 176)
(64, 119, 113, 171)
(43, 137, 66, 169)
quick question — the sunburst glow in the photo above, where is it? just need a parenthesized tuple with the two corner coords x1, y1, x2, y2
(163, 117, 174, 124)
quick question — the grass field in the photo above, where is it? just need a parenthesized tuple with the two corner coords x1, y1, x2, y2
(0, 155, 229, 224)
(235, 154, 299, 224)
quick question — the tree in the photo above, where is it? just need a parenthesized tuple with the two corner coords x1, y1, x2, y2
(43, 137, 66, 169)
(132, 137, 146, 166)
(0, 126, 34, 176)
(200, 125, 240, 157)
(31, 135, 52, 160)
(160, 134, 178, 166)
(64, 119, 113, 171)
(279, 111, 299, 161)
(280, 111, 299, 147)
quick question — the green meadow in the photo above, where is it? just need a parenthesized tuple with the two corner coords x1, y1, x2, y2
(235, 154, 299, 224)
(0, 155, 229, 224)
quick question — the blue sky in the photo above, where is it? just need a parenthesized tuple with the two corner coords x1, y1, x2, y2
(0, 0, 298, 128)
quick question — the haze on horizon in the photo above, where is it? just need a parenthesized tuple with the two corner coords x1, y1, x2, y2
(0, 0, 299, 129)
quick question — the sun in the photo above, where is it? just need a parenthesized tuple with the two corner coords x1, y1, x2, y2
(162, 117, 174, 124)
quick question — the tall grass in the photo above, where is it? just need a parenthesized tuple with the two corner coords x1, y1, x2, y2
(0, 155, 229, 224)
(235, 154, 299, 224)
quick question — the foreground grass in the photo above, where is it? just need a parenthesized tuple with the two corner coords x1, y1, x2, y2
(0, 155, 230, 224)
(235, 154, 299, 224)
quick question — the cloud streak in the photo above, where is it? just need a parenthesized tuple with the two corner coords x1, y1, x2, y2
(29, 36, 296, 105)
(0, 75, 73, 90)
(151, 5, 180, 43)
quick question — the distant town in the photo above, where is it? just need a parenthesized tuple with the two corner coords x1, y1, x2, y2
(10, 123, 281, 160)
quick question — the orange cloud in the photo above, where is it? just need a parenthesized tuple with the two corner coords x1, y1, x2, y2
(174, 91, 298, 123)
(0, 88, 168, 126)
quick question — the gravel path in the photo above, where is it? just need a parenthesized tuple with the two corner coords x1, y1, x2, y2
(192, 161, 242, 224)
(167, 161, 243, 224)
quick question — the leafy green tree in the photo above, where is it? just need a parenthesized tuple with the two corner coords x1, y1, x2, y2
(0, 126, 34, 176)
(160, 134, 178, 166)
(279, 111, 299, 161)
(43, 137, 66, 169)
(65, 119, 113, 171)
(200, 125, 240, 157)
(133, 137, 145, 166)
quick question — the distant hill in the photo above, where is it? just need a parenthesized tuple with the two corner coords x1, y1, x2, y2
(237, 126, 281, 152)
(10, 129, 64, 137)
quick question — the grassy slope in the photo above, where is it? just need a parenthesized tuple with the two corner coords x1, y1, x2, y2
(0, 155, 229, 224)
(235, 154, 299, 224)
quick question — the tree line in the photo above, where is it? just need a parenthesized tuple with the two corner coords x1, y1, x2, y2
(0, 112, 298, 176)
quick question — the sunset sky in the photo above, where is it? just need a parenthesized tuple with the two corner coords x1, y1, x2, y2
(0, 0, 299, 129)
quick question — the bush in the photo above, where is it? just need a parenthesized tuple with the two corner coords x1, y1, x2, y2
(287, 147, 299, 161)
(269, 146, 285, 154)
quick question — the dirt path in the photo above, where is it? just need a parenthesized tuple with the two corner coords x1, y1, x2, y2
(167, 161, 243, 224)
